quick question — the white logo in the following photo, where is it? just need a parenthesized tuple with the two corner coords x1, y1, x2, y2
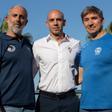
(7, 45, 16, 52)
(94, 47, 102, 55)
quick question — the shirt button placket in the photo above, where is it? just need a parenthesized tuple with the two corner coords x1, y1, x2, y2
(58, 45, 63, 92)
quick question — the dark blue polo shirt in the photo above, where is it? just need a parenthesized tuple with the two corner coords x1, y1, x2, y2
(0, 33, 35, 108)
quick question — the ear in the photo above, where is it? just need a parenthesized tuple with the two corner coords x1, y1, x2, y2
(63, 19, 66, 26)
(24, 19, 28, 26)
(102, 19, 104, 24)
(45, 20, 49, 28)
(5, 16, 8, 22)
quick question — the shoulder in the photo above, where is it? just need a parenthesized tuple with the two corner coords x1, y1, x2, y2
(0, 32, 4, 36)
(81, 40, 89, 49)
(33, 37, 47, 45)
(68, 36, 81, 46)
(0, 32, 6, 39)
(105, 33, 112, 39)
(0, 33, 12, 42)
(33, 36, 48, 48)
(0, 33, 10, 45)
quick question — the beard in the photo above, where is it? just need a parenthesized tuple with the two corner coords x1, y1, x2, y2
(8, 22, 24, 35)
(12, 26, 23, 34)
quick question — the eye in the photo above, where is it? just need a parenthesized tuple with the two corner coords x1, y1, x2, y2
(83, 18, 89, 22)
(20, 15, 25, 20)
(48, 19, 54, 22)
(92, 16, 98, 20)
(56, 18, 63, 21)
(12, 14, 18, 17)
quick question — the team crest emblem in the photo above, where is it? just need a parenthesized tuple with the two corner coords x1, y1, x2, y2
(7, 45, 16, 52)
(68, 47, 72, 53)
(94, 47, 102, 55)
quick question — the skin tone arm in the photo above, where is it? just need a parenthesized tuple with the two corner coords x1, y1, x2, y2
(78, 67, 83, 84)
(75, 67, 83, 85)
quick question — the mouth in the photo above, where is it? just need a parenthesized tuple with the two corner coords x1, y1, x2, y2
(87, 26, 96, 31)
(53, 27, 60, 31)
(14, 22, 22, 27)
(14, 24, 21, 28)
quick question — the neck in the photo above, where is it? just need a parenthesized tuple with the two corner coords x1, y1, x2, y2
(6, 31, 22, 40)
(89, 29, 106, 40)
(50, 33, 65, 44)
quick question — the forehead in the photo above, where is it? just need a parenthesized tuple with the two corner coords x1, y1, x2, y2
(9, 7, 27, 17)
(84, 13, 100, 18)
(48, 11, 63, 19)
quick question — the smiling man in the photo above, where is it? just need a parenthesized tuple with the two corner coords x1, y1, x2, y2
(79, 6, 112, 112)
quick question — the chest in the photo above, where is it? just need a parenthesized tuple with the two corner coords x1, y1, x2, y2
(1, 40, 32, 63)
(81, 40, 112, 66)
(37, 43, 78, 64)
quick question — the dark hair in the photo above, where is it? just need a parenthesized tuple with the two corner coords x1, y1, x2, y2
(81, 6, 104, 21)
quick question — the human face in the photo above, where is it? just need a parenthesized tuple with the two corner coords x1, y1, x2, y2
(6, 6, 27, 36)
(46, 10, 65, 36)
(83, 13, 103, 35)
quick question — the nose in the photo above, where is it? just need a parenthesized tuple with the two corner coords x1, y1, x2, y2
(88, 20, 93, 25)
(16, 15, 21, 22)
(87, 20, 94, 28)
(53, 19, 58, 25)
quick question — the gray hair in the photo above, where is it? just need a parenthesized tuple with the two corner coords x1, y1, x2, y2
(8, 5, 28, 17)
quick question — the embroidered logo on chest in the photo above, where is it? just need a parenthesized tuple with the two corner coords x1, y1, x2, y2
(94, 47, 102, 55)
(68, 47, 72, 53)
(7, 45, 16, 52)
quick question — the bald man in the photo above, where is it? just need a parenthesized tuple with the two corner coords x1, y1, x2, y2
(33, 9, 80, 112)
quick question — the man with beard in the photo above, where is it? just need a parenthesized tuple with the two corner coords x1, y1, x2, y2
(79, 6, 112, 112)
(33, 9, 80, 112)
(0, 5, 35, 112)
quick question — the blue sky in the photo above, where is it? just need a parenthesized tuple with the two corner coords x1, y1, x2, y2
(0, 0, 112, 42)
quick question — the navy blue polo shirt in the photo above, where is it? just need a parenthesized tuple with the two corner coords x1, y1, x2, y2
(0, 33, 35, 108)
